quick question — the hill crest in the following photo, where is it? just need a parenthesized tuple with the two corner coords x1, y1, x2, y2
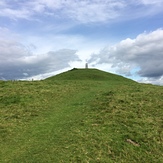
(45, 68, 135, 83)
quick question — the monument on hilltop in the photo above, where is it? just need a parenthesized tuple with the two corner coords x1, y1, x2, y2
(85, 62, 88, 69)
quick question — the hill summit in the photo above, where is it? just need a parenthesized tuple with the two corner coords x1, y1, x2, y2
(46, 68, 135, 83)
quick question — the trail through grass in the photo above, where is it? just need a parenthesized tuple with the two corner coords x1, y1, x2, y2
(0, 69, 163, 162)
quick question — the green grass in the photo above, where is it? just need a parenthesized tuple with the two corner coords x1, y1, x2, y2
(46, 68, 135, 83)
(0, 69, 163, 162)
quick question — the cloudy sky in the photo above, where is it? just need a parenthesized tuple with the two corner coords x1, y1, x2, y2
(0, 0, 163, 85)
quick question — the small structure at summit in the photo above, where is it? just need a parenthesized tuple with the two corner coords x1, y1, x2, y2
(85, 63, 88, 69)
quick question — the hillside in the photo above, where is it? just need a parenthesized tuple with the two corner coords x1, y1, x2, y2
(0, 69, 163, 162)
(46, 68, 135, 83)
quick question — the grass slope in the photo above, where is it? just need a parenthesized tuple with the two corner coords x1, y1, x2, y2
(0, 69, 163, 162)
(46, 68, 135, 83)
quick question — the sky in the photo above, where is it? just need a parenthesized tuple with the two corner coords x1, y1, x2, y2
(0, 0, 163, 85)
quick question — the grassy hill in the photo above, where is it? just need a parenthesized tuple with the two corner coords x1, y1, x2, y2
(0, 69, 163, 162)
(46, 68, 135, 83)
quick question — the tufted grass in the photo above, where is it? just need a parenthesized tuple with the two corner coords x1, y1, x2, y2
(0, 69, 163, 162)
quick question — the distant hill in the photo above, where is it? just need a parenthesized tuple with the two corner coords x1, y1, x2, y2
(45, 68, 136, 83)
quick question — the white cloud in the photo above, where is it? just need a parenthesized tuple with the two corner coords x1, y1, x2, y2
(0, 28, 31, 62)
(89, 29, 163, 85)
(138, 76, 163, 85)
(1, 0, 162, 23)
(140, 0, 163, 5)
(60, 0, 125, 23)
(0, 1, 6, 7)
(29, 0, 126, 23)
(1, 8, 32, 19)
(0, 28, 80, 80)
(0, 1, 33, 20)
(22, 67, 71, 81)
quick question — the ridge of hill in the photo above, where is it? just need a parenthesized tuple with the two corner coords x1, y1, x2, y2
(45, 68, 135, 83)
